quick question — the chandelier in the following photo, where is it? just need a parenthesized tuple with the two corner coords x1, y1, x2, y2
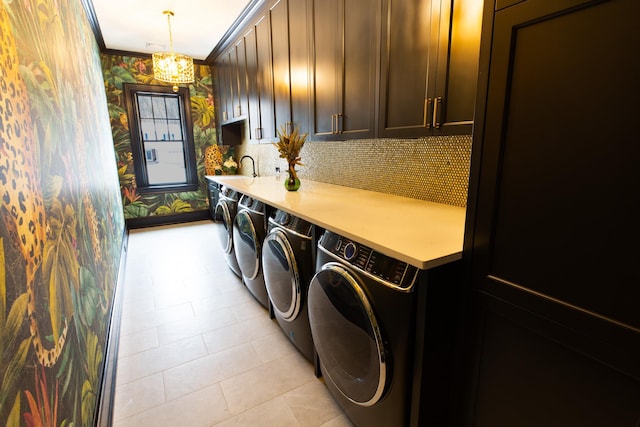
(152, 10, 194, 92)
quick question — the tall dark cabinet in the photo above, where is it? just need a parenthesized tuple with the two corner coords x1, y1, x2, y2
(461, 0, 640, 425)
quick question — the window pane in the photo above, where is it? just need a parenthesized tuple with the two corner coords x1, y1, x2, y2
(143, 140, 187, 185)
(167, 119, 183, 141)
(138, 95, 153, 118)
(152, 96, 167, 118)
(165, 97, 180, 119)
(154, 119, 169, 141)
(140, 118, 156, 140)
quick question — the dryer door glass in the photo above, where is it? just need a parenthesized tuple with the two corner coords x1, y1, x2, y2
(214, 201, 233, 254)
(263, 230, 301, 320)
(233, 210, 261, 280)
(308, 263, 387, 407)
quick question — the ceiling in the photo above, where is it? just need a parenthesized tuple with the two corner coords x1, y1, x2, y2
(90, 0, 254, 61)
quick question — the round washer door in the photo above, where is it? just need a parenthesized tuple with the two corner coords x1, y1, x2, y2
(262, 229, 301, 321)
(308, 262, 387, 407)
(233, 210, 261, 280)
(214, 201, 233, 254)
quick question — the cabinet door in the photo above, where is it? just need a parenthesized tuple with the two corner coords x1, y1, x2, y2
(341, 0, 378, 139)
(378, 0, 436, 138)
(245, 15, 275, 143)
(216, 54, 233, 123)
(231, 39, 248, 118)
(464, 0, 640, 422)
(256, 14, 275, 142)
(288, 0, 310, 136)
(310, 0, 340, 139)
(245, 26, 263, 141)
(431, 0, 482, 134)
(310, 0, 379, 141)
(270, 0, 293, 137)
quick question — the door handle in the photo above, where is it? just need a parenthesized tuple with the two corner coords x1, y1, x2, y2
(424, 98, 432, 128)
(336, 113, 343, 134)
(433, 97, 442, 129)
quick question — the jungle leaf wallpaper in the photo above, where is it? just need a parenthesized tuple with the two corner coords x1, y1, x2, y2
(100, 54, 233, 221)
(0, 0, 124, 425)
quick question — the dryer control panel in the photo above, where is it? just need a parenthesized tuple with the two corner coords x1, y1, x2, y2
(320, 231, 417, 290)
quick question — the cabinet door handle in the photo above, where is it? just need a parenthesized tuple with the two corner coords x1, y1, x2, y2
(255, 128, 263, 140)
(223, 111, 228, 121)
(433, 97, 442, 129)
(331, 114, 336, 134)
(337, 113, 343, 134)
(424, 98, 432, 128)
(235, 105, 241, 116)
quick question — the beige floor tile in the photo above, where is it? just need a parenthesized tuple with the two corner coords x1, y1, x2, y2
(281, 380, 350, 426)
(117, 327, 159, 358)
(251, 330, 301, 363)
(112, 373, 165, 421)
(116, 335, 207, 385)
(202, 315, 278, 354)
(220, 352, 316, 414)
(156, 308, 236, 346)
(114, 383, 231, 427)
(212, 395, 300, 426)
(162, 342, 263, 401)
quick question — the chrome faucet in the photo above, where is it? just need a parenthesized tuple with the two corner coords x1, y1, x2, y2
(240, 155, 257, 177)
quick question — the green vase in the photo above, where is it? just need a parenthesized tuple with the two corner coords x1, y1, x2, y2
(284, 167, 301, 191)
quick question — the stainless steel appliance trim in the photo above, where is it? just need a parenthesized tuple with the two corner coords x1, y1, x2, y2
(264, 229, 301, 321)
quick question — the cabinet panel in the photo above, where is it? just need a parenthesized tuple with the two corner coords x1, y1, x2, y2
(231, 39, 248, 118)
(216, 54, 233, 123)
(310, 0, 378, 140)
(341, 0, 378, 138)
(464, 0, 640, 423)
(475, 0, 640, 329)
(432, 0, 482, 133)
(379, 0, 482, 138)
(255, 15, 275, 142)
(379, 0, 434, 137)
(287, 0, 310, 135)
(310, 0, 339, 139)
(270, 0, 292, 136)
(468, 293, 640, 427)
(244, 14, 275, 143)
(245, 26, 261, 141)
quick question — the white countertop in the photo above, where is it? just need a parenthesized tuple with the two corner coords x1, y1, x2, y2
(207, 175, 466, 270)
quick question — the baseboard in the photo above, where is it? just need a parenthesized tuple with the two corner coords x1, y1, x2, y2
(95, 226, 129, 426)
(125, 210, 211, 229)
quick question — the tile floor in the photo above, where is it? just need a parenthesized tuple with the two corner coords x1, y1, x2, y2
(112, 220, 353, 427)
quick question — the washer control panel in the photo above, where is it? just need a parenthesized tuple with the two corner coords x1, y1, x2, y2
(239, 194, 265, 213)
(320, 231, 417, 289)
(270, 210, 313, 237)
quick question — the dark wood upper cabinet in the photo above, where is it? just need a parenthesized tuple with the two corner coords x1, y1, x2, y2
(309, 0, 379, 141)
(378, 0, 482, 138)
(213, 0, 481, 143)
